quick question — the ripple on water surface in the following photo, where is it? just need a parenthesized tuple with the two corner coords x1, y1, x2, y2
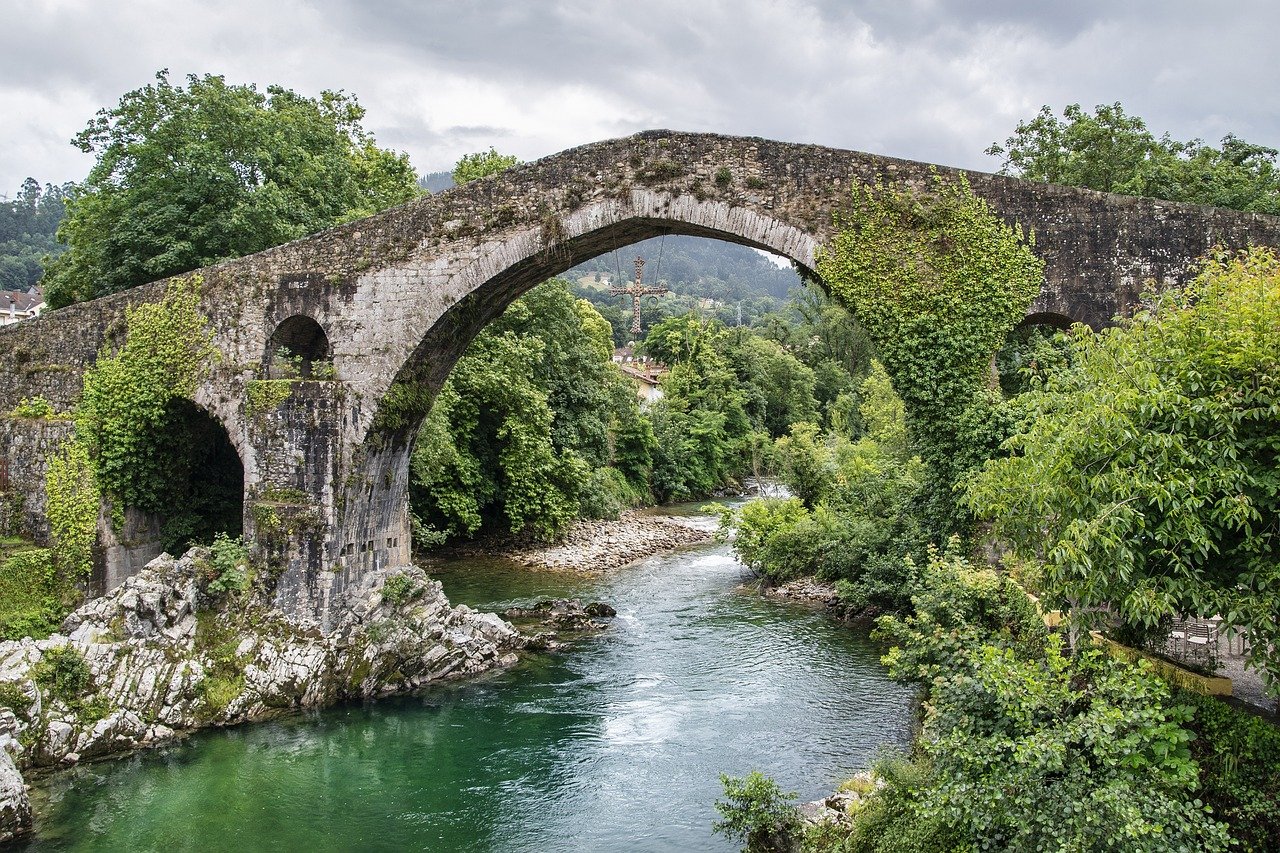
(19, 531, 915, 852)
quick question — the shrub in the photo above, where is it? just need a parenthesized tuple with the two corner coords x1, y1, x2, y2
(917, 645, 1229, 851)
(1180, 690, 1280, 851)
(202, 533, 249, 596)
(10, 396, 53, 419)
(841, 755, 960, 853)
(381, 573, 419, 606)
(33, 645, 93, 704)
(711, 497, 809, 578)
(713, 770, 801, 853)
(0, 548, 70, 641)
(875, 539, 1047, 684)
(578, 466, 644, 520)
(0, 682, 33, 722)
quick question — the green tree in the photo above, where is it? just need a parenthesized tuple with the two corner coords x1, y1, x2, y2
(451, 147, 521, 184)
(988, 103, 1280, 214)
(724, 333, 817, 438)
(965, 249, 1280, 678)
(409, 279, 649, 541)
(643, 314, 760, 500)
(409, 327, 585, 541)
(0, 179, 70, 291)
(44, 71, 419, 307)
(860, 545, 1230, 853)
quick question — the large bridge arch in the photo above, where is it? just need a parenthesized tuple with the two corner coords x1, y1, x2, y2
(2, 130, 1279, 624)
(368, 193, 820, 449)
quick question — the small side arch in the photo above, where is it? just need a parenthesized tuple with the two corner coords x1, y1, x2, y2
(1018, 311, 1076, 332)
(266, 315, 333, 379)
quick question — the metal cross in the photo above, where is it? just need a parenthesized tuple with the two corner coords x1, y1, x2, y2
(609, 256, 669, 337)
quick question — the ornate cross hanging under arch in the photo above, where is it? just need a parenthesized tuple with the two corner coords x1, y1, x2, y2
(610, 256, 669, 338)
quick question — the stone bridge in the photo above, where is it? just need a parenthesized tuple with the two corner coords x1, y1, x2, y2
(2, 130, 1278, 626)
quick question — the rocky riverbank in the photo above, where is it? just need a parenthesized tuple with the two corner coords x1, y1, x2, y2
(0, 549, 526, 841)
(444, 510, 713, 572)
(764, 577, 844, 608)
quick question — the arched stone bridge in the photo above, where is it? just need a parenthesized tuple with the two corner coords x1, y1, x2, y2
(2, 130, 1278, 625)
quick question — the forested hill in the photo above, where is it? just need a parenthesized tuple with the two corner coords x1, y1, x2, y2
(0, 179, 69, 291)
(418, 171, 455, 193)
(568, 235, 800, 301)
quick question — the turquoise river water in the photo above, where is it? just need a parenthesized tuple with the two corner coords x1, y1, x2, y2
(14, 506, 916, 851)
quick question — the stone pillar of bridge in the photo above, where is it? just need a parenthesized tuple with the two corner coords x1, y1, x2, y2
(242, 377, 414, 628)
(244, 380, 344, 625)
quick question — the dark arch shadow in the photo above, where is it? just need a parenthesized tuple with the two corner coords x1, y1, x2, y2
(267, 315, 333, 379)
(1018, 311, 1076, 331)
(154, 398, 245, 553)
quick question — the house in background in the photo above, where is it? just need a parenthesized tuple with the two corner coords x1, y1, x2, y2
(1, 288, 44, 326)
(612, 346, 667, 405)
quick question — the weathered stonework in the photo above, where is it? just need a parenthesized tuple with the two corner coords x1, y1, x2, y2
(0, 130, 1277, 624)
(0, 417, 74, 541)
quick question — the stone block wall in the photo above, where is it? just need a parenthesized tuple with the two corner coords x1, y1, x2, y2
(0, 417, 74, 541)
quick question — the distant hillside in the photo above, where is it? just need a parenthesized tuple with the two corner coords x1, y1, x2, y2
(0, 179, 70, 291)
(568, 235, 800, 301)
(418, 172, 455, 193)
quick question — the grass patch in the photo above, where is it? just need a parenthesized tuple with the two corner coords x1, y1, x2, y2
(0, 547, 77, 640)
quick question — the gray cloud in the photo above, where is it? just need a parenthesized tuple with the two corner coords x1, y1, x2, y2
(0, 1, 1276, 193)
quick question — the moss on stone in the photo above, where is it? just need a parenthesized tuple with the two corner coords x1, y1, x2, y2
(245, 379, 293, 417)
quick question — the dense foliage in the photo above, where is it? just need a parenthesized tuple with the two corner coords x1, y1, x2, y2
(988, 103, 1280, 213)
(44, 71, 419, 307)
(793, 547, 1236, 853)
(0, 548, 67, 640)
(966, 249, 1280, 679)
(451, 148, 520, 184)
(816, 173, 1043, 538)
(0, 178, 69, 291)
(712, 771, 801, 853)
(409, 279, 649, 542)
(713, 363, 925, 613)
(76, 276, 216, 514)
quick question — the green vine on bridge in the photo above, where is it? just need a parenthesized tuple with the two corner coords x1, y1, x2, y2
(816, 172, 1044, 538)
(42, 274, 218, 577)
(44, 441, 100, 581)
(73, 274, 217, 515)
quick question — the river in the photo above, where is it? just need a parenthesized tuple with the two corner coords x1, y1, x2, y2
(15, 506, 916, 851)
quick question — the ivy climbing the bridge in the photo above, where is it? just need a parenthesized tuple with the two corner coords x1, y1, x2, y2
(74, 274, 217, 515)
(816, 172, 1044, 538)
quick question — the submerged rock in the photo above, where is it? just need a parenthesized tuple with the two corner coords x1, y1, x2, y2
(502, 598, 616, 632)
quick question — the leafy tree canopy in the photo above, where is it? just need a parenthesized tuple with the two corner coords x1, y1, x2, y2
(44, 70, 420, 307)
(988, 102, 1280, 214)
(451, 147, 521, 185)
(965, 248, 1280, 680)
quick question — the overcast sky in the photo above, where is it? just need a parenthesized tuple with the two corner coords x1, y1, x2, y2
(2, 0, 1278, 194)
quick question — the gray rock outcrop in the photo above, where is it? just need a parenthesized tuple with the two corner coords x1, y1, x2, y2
(0, 550, 521, 778)
(0, 745, 30, 842)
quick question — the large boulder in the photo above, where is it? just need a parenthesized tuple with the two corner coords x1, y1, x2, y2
(0, 746, 30, 842)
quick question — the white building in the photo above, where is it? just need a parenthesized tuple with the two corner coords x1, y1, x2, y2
(0, 288, 44, 325)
